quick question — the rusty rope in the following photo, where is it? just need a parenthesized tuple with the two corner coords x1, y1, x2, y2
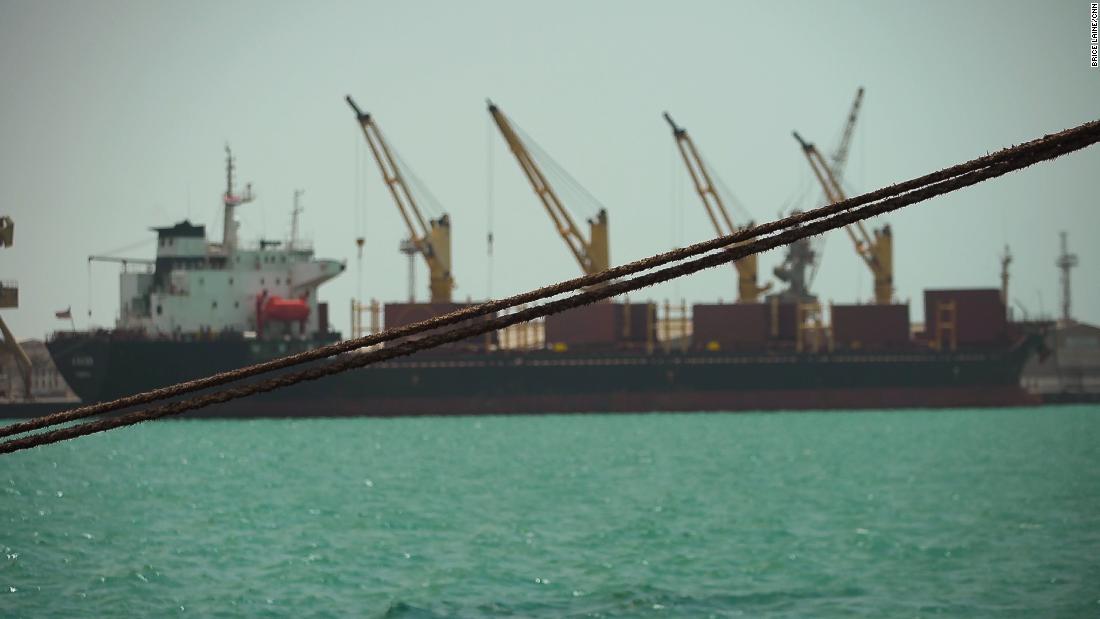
(2, 119, 1098, 454)
(3, 119, 1094, 441)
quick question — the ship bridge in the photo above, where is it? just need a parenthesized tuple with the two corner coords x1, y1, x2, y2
(117, 219, 345, 338)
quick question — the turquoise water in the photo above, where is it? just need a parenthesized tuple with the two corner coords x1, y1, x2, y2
(2, 406, 1098, 617)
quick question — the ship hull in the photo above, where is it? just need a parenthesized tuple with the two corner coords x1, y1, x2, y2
(36, 333, 1041, 419)
(0, 401, 78, 419)
(180, 386, 1035, 418)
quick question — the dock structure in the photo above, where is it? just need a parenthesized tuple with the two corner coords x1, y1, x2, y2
(0, 216, 32, 401)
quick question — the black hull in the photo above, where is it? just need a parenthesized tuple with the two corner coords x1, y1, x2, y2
(37, 334, 1042, 418)
(0, 401, 78, 419)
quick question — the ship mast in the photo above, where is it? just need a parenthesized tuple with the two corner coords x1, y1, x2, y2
(1056, 231, 1078, 324)
(222, 146, 254, 254)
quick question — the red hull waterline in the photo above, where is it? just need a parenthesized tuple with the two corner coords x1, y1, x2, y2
(189, 386, 1040, 419)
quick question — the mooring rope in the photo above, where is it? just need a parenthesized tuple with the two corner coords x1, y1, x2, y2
(1, 119, 1097, 454)
(5, 119, 1096, 441)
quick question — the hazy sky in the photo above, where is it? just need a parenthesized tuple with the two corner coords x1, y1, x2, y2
(2, 1, 1097, 340)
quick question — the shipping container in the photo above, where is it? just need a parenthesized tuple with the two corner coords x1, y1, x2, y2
(692, 303, 770, 350)
(768, 300, 799, 341)
(831, 303, 911, 350)
(923, 289, 1008, 347)
(544, 302, 655, 349)
(619, 303, 656, 342)
(383, 302, 495, 350)
(544, 303, 615, 346)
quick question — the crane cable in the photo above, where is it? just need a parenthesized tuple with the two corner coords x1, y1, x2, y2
(486, 113, 495, 299)
(2, 118, 1098, 454)
(514, 122, 606, 222)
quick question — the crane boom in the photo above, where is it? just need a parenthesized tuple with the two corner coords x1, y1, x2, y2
(487, 100, 609, 277)
(663, 112, 769, 302)
(794, 131, 893, 304)
(346, 96, 454, 302)
(830, 86, 864, 177)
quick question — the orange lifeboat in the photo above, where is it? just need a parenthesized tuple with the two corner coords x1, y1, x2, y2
(262, 295, 310, 322)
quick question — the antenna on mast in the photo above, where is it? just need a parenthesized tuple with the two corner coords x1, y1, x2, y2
(290, 189, 304, 250)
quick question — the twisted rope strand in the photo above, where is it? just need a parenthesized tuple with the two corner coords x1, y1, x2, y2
(2, 120, 1096, 455)
(3, 119, 1097, 446)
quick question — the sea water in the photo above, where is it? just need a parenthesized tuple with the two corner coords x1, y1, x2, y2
(1, 406, 1098, 617)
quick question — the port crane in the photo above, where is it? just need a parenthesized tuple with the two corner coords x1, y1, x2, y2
(663, 112, 770, 303)
(794, 130, 893, 304)
(487, 101, 609, 278)
(346, 96, 455, 303)
(798, 86, 866, 291)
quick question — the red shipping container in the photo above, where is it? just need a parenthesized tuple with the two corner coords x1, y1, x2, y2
(618, 303, 656, 342)
(923, 289, 1007, 346)
(384, 302, 495, 350)
(692, 303, 770, 350)
(545, 302, 655, 348)
(831, 303, 911, 350)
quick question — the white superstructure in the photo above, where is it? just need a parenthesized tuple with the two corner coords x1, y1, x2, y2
(116, 150, 344, 338)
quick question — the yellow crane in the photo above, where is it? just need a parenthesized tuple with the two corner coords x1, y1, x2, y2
(793, 131, 893, 304)
(487, 101, 609, 277)
(663, 112, 770, 303)
(346, 96, 455, 303)
(804, 86, 866, 289)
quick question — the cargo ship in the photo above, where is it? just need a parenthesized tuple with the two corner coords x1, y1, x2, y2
(34, 145, 1043, 419)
